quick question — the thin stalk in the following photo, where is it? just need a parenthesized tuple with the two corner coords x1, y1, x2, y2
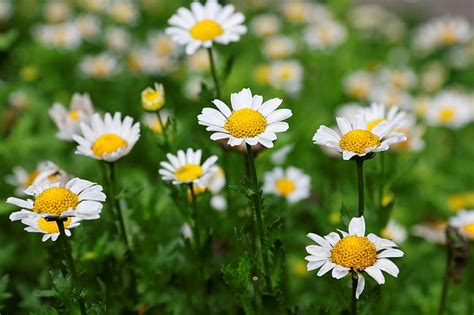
(56, 219, 87, 315)
(351, 273, 357, 315)
(356, 159, 365, 217)
(378, 154, 385, 210)
(156, 110, 171, 151)
(189, 183, 201, 248)
(107, 162, 130, 249)
(245, 144, 272, 292)
(207, 47, 221, 99)
(438, 247, 452, 315)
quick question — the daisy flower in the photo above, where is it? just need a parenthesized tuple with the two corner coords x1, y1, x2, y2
(449, 209, 474, 240)
(343, 71, 374, 101)
(411, 220, 447, 245)
(263, 167, 311, 204)
(20, 214, 82, 242)
(425, 91, 472, 129)
(336, 103, 364, 121)
(49, 92, 95, 141)
(159, 148, 218, 187)
(250, 14, 281, 38)
(6, 161, 69, 196)
(142, 111, 170, 135)
(268, 60, 303, 95)
(141, 83, 165, 111)
(381, 220, 407, 244)
(198, 88, 292, 148)
(73, 112, 141, 162)
(79, 53, 119, 79)
(312, 114, 406, 160)
(362, 103, 407, 131)
(305, 216, 404, 299)
(165, 0, 247, 55)
(303, 20, 347, 50)
(6, 177, 106, 221)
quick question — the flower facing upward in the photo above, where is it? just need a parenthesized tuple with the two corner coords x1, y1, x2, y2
(165, 0, 247, 55)
(449, 209, 474, 240)
(20, 214, 82, 242)
(313, 114, 406, 160)
(141, 83, 165, 111)
(49, 92, 95, 140)
(198, 88, 292, 148)
(6, 177, 106, 221)
(263, 167, 311, 203)
(305, 216, 404, 299)
(159, 148, 218, 187)
(73, 112, 140, 162)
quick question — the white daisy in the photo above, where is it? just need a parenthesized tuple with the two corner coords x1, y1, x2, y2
(336, 103, 364, 121)
(377, 68, 417, 90)
(343, 71, 374, 101)
(312, 114, 406, 160)
(449, 209, 474, 240)
(20, 214, 82, 242)
(165, 0, 247, 55)
(73, 112, 141, 162)
(263, 167, 311, 204)
(159, 148, 218, 187)
(411, 220, 447, 245)
(305, 216, 404, 299)
(250, 14, 281, 38)
(6, 177, 106, 221)
(49, 92, 95, 141)
(268, 60, 303, 95)
(141, 83, 165, 111)
(263, 35, 296, 60)
(303, 19, 347, 50)
(6, 161, 69, 196)
(79, 53, 119, 79)
(414, 16, 471, 52)
(198, 88, 292, 148)
(425, 91, 472, 129)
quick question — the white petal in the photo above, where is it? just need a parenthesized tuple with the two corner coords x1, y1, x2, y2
(348, 216, 365, 236)
(307, 233, 332, 249)
(317, 261, 336, 276)
(356, 274, 365, 299)
(377, 248, 404, 258)
(374, 258, 399, 277)
(365, 266, 385, 284)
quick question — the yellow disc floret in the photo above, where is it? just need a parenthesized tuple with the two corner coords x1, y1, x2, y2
(463, 223, 474, 239)
(439, 107, 454, 123)
(275, 178, 296, 196)
(339, 129, 380, 155)
(33, 187, 79, 216)
(38, 217, 72, 233)
(224, 108, 267, 138)
(331, 236, 377, 270)
(190, 19, 223, 41)
(69, 111, 80, 121)
(175, 164, 203, 182)
(92, 133, 128, 158)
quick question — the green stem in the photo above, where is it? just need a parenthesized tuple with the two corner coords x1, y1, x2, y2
(245, 144, 272, 292)
(56, 219, 87, 315)
(156, 110, 171, 151)
(351, 273, 357, 315)
(207, 47, 221, 99)
(107, 162, 130, 249)
(378, 154, 385, 210)
(438, 246, 452, 315)
(356, 159, 365, 217)
(189, 183, 201, 248)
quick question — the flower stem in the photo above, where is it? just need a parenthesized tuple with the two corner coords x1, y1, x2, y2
(438, 244, 452, 315)
(245, 144, 272, 292)
(156, 110, 171, 151)
(207, 47, 221, 99)
(188, 183, 201, 248)
(56, 219, 87, 315)
(351, 273, 357, 315)
(355, 159, 365, 217)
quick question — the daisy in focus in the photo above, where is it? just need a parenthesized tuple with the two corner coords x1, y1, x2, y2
(6, 161, 69, 196)
(263, 167, 311, 204)
(425, 91, 472, 129)
(305, 216, 404, 299)
(198, 88, 292, 148)
(165, 0, 247, 55)
(49, 92, 95, 140)
(141, 83, 165, 111)
(449, 209, 474, 240)
(159, 148, 218, 187)
(20, 214, 82, 242)
(6, 177, 106, 221)
(312, 114, 406, 160)
(73, 112, 141, 162)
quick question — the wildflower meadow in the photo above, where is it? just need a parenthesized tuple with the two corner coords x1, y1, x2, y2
(0, 0, 473, 314)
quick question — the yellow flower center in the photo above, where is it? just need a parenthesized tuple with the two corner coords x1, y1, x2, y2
(92, 133, 128, 158)
(24, 170, 40, 187)
(190, 19, 223, 41)
(439, 107, 454, 123)
(349, 84, 369, 100)
(38, 217, 72, 234)
(224, 108, 267, 138)
(380, 227, 393, 240)
(331, 236, 377, 271)
(190, 19, 224, 41)
(440, 27, 457, 45)
(367, 118, 385, 131)
(275, 178, 296, 196)
(33, 187, 79, 216)
(149, 120, 163, 134)
(143, 90, 160, 103)
(339, 129, 380, 154)
(463, 223, 474, 239)
(174, 164, 203, 182)
(69, 111, 80, 120)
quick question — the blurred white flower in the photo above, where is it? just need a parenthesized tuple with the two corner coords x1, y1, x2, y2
(411, 221, 446, 244)
(449, 209, 474, 240)
(0, 0, 13, 22)
(250, 14, 281, 38)
(105, 27, 131, 52)
(75, 14, 101, 40)
(343, 71, 374, 101)
(304, 20, 347, 50)
(271, 144, 294, 165)
(381, 220, 407, 244)
(79, 53, 119, 79)
(107, 0, 138, 25)
(263, 36, 296, 60)
(369, 85, 413, 109)
(34, 22, 82, 49)
(425, 91, 472, 129)
(268, 60, 303, 95)
(263, 167, 311, 203)
(377, 68, 417, 91)
(43, 1, 71, 24)
(336, 103, 364, 121)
